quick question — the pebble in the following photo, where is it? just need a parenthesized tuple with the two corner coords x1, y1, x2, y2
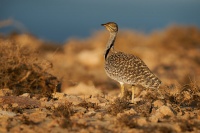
(153, 100, 164, 108)
(12, 103, 18, 108)
(20, 93, 30, 98)
(149, 105, 174, 123)
(0, 111, 16, 117)
(136, 117, 147, 126)
(157, 105, 174, 117)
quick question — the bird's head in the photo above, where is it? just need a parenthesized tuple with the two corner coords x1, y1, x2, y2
(101, 22, 118, 33)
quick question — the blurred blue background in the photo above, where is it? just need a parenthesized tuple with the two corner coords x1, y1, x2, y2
(0, 0, 200, 42)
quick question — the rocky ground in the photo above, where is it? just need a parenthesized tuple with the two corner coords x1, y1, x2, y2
(0, 26, 200, 132)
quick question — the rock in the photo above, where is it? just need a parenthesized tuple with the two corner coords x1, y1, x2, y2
(0, 111, 16, 117)
(181, 112, 190, 120)
(53, 92, 67, 99)
(2, 104, 9, 109)
(87, 97, 100, 104)
(149, 115, 158, 123)
(134, 97, 143, 103)
(157, 105, 174, 117)
(138, 90, 148, 97)
(77, 118, 87, 126)
(136, 117, 147, 126)
(27, 111, 47, 123)
(95, 113, 103, 120)
(123, 109, 137, 115)
(41, 101, 53, 109)
(85, 110, 96, 117)
(97, 96, 109, 103)
(182, 91, 191, 100)
(10, 125, 35, 133)
(149, 105, 174, 123)
(64, 95, 84, 105)
(20, 93, 30, 98)
(74, 107, 87, 113)
(153, 100, 164, 108)
(39, 97, 49, 102)
(98, 103, 107, 107)
(12, 103, 18, 108)
(0, 96, 41, 108)
(53, 103, 60, 108)
(0, 88, 12, 96)
(47, 119, 60, 128)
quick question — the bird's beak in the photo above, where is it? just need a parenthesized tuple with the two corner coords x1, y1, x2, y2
(101, 23, 106, 26)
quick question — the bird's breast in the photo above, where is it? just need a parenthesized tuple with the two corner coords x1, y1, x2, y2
(104, 52, 161, 88)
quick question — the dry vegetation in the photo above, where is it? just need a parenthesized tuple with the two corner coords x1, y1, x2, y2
(0, 25, 200, 132)
(0, 38, 60, 98)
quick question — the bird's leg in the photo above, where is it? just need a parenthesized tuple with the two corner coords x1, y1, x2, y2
(131, 85, 135, 104)
(119, 82, 125, 98)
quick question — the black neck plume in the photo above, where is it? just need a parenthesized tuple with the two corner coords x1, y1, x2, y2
(104, 32, 117, 59)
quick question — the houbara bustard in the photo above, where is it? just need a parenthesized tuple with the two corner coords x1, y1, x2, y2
(101, 22, 161, 103)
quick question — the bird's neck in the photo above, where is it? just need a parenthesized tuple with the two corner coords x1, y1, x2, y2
(105, 32, 117, 59)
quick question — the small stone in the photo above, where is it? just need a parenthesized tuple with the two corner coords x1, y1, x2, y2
(27, 111, 47, 123)
(2, 104, 9, 109)
(87, 98, 100, 104)
(136, 117, 147, 126)
(149, 116, 158, 123)
(95, 113, 103, 120)
(20, 93, 30, 98)
(139, 90, 148, 97)
(12, 103, 18, 108)
(64, 95, 84, 105)
(74, 107, 87, 113)
(77, 118, 87, 126)
(99, 103, 107, 107)
(153, 100, 164, 108)
(42, 101, 53, 109)
(158, 105, 174, 117)
(85, 110, 96, 117)
(0, 88, 13, 96)
(53, 103, 59, 108)
(197, 114, 200, 120)
(123, 109, 137, 115)
(47, 119, 59, 128)
(40, 97, 48, 102)
(53, 92, 67, 99)
(182, 91, 191, 100)
(134, 97, 143, 103)
(104, 114, 112, 120)
(182, 112, 190, 120)
(97, 96, 108, 103)
(150, 105, 174, 122)
(0, 111, 16, 117)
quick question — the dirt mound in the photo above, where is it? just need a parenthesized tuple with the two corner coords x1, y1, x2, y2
(0, 38, 60, 97)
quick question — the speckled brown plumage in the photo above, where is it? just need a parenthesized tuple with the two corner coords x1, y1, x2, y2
(101, 22, 161, 103)
(105, 52, 161, 89)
